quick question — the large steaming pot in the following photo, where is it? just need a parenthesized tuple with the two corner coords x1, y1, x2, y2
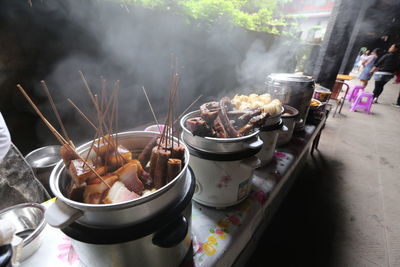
(45, 131, 190, 229)
(181, 110, 262, 208)
(265, 73, 315, 131)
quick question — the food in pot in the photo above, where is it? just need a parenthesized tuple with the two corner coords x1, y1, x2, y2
(186, 97, 270, 138)
(60, 134, 185, 205)
(310, 99, 322, 107)
(231, 94, 282, 114)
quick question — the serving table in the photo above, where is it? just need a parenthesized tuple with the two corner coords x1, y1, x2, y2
(21, 118, 326, 267)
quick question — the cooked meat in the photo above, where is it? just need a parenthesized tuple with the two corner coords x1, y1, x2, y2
(105, 145, 132, 169)
(200, 102, 220, 124)
(60, 144, 78, 166)
(138, 137, 158, 167)
(114, 162, 144, 195)
(103, 181, 140, 204)
(83, 175, 119, 204)
(186, 117, 213, 137)
(154, 149, 171, 189)
(93, 135, 116, 157)
(68, 159, 108, 185)
(218, 97, 240, 138)
(167, 159, 181, 183)
(171, 145, 185, 162)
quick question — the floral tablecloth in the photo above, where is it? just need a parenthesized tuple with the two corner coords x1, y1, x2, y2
(21, 124, 321, 267)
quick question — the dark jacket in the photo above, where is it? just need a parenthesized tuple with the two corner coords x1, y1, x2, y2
(374, 52, 399, 73)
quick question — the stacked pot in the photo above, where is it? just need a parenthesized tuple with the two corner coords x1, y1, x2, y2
(45, 131, 194, 267)
(181, 111, 263, 208)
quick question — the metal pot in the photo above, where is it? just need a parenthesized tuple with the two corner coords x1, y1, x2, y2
(180, 110, 263, 154)
(265, 73, 315, 131)
(263, 106, 284, 127)
(256, 121, 287, 166)
(45, 131, 190, 229)
(180, 111, 263, 208)
(277, 105, 299, 146)
(25, 145, 61, 194)
(62, 168, 195, 267)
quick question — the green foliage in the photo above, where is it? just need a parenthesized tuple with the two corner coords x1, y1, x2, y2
(122, 0, 293, 34)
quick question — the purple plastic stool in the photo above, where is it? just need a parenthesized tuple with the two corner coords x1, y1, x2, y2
(346, 85, 365, 102)
(350, 91, 373, 114)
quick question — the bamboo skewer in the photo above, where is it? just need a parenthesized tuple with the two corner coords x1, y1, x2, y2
(41, 81, 71, 144)
(17, 84, 110, 188)
(67, 98, 98, 131)
(142, 87, 162, 133)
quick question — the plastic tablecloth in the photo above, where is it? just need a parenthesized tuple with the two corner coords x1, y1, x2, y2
(21, 124, 321, 267)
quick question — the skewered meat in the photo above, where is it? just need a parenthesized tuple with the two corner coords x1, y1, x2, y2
(105, 145, 132, 169)
(103, 181, 140, 204)
(185, 117, 213, 137)
(138, 136, 158, 167)
(67, 183, 85, 202)
(200, 102, 220, 124)
(154, 149, 171, 189)
(149, 147, 159, 178)
(218, 97, 240, 138)
(69, 159, 108, 185)
(167, 159, 181, 183)
(213, 117, 227, 138)
(60, 144, 78, 166)
(83, 175, 119, 204)
(114, 162, 144, 194)
(238, 113, 270, 135)
(171, 145, 185, 162)
(236, 109, 262, 127)
(93, 136, 116, 157)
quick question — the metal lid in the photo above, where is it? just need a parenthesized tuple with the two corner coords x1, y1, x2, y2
(266, 73, 314, 84)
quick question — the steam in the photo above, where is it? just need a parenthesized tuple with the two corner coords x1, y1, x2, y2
(3, 0, 298, 145)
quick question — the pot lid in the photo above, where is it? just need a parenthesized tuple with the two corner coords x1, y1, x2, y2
(266, 73, 314, 83)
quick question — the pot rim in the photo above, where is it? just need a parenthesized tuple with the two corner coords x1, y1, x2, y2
(282, 105, 299, 119)
(0, 203, 46, 246)
(49, 131, 189, 211)
(180, 110, 260, 143)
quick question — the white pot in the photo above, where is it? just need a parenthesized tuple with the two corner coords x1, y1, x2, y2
(190, 155, 260, 208)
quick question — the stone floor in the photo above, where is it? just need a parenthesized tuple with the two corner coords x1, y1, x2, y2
(248, 78, 400, 266)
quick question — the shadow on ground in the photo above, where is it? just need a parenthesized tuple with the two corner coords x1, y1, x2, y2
(247, 152, 346, 267)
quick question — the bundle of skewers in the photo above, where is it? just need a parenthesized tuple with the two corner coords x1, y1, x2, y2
(17, 69, 190, 205)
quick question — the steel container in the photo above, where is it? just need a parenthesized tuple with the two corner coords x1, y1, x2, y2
(180, 110, 263, 154)
(265, 73, 315, 131)
(45, 131, 190, 229)
(277, 105, 299, 146)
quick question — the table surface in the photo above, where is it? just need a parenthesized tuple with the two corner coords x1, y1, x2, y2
(336, 74, 354, 80)
(21, 120, 324, 267)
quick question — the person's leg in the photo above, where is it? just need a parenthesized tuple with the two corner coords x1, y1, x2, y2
(373, 80, 385, 99)
(360, 80, 367, 87)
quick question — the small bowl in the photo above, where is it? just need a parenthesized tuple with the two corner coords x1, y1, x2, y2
(0, 203, 46, 260)
(25, 145, 61, 193)
(144, 124, 165, 134)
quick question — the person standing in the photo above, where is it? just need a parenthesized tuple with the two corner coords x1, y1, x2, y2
(359, 48, 380, 87)
(370, 44, 399, 103)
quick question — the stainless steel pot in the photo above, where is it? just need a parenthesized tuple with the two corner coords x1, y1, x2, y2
(180, 110, 263, 208)
(180, 110, 263, 154)
(256, 121, 287, 166)
(277, 105, 299, 146)
(63, 169, 195, 267)
(25, 145, 61, 194)
(45, 131, 190, 229)
(265, 73, 315, 131)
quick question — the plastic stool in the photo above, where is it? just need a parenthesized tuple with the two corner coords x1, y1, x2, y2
(350, 91, 373, 114)
(346, 85, 364, 102)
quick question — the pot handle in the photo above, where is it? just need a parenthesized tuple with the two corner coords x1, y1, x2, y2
(243, 136, 263, 150)
(152, 215, 188, 248)
(45, 199, 83, 229)
(240, 156, 261, 169)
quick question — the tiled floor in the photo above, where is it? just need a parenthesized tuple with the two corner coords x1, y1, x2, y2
(249, 78, 400, 266)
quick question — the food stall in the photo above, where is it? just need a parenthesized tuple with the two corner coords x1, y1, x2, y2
(1, 73, 330, 267)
